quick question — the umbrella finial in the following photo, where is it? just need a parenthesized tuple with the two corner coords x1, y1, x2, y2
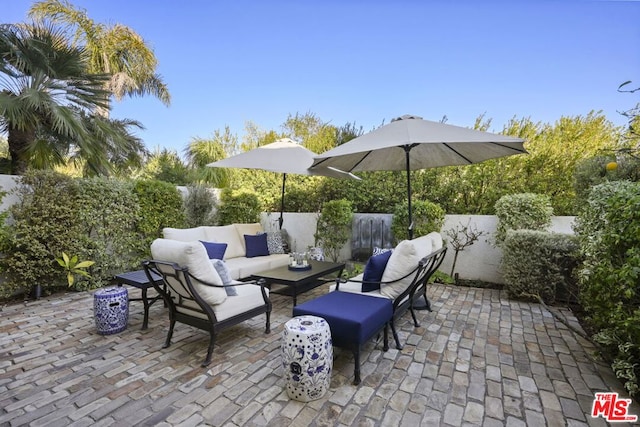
(392, 114, 423, 122)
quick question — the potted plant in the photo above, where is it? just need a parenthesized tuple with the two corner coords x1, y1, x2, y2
(56, 252, 95, 287)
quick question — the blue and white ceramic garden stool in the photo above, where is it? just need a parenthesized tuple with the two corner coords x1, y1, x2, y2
(94, 287, 129, 335)
(281, 315, 332, 401)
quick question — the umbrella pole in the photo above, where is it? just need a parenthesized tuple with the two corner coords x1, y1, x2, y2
(405, 145, 427, 310)
(279, 173, 286, 229)
(404, 146, 414, 240)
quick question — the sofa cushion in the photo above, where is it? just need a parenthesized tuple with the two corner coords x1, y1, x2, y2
(200, 241, 227, 260)
(203, 225, 245, 259)
(220, 257, 243, 280)
(379, 235, 435, 300)
(150, 239, 227, 305)
(162, 226, 206, 242)
(245, 233, 269, 258)
(265, 231, 285, 254)
(211, 259, 236, 296)
(234, 223, 263, 252)
(362, 250, 393, 292)
(425, 231, 443, 250)
(411, 234, 435, 259)
(328, 274, 388, 299)
(213, 282, 270, 321)
(267, 254, 290, 270)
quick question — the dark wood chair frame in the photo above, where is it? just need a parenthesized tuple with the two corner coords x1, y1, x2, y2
(335, 246, 447, 350)
(142, 260, 272, 367)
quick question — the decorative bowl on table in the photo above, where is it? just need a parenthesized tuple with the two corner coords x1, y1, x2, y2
(288, 264, 312, 271)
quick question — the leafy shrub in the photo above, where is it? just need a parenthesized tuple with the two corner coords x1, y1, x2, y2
(494, 193, 553, 245)
(0, 172, 145, 296)
(132, 179, 185, 258)
(390, 200, 445, 243)
(574, 154, 640, 207)
(314, 199, 353, 262)
(215, 189, 261, 225)
(574, 180, 640, 396)
(74, 177, 140, 288)
(502, 230, 579, 304)
(184, 184, 217, 227)
(0, 171, 82, 297)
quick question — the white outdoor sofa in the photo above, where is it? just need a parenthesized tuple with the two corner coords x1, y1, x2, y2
(162, 223, 290, 280)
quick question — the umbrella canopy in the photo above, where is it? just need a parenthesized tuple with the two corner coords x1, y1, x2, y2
(207, 138, 359, 229)
(311, 115, 527, 238)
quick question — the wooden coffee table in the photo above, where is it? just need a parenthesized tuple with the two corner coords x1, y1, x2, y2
(251, 260, 345, 306)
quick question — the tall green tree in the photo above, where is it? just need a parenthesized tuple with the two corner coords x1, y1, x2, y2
(184, 127, 236, 186)
(283, 112, 338, 154)
(0, 22, 110, 175)
(140, 147, 193, 185)
(29, 0, 170, 116)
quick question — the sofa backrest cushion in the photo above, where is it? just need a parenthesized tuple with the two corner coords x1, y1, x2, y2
(203, 225, 245, 259)
(411, 233, 436, 259)
(150, 238, 227, 305)
(426, 231, 443, 250)
(380, 236, 433, 300)
(234, 223, 264, 251)
(163, 226, 206, 242)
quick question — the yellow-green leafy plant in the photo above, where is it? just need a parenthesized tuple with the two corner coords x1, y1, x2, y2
(56, 252, 95, 286)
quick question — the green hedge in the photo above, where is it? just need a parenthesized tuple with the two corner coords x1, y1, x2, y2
(494, 193, 553, 245)
(390, 200, 445, 243)
(574, 180, 640, 396)
(502, 230, 579, 304)
(215, 189, 261, 225)
(132, 179, 186, 258)
(0, 172, 186, 298)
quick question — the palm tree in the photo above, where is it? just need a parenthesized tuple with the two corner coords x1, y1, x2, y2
(0, 22, 109, 175)
(185, 135, 231, 187)
(29, 0, 170, 116)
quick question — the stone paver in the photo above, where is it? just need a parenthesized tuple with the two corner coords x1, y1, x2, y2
(1, 283, 639, 426)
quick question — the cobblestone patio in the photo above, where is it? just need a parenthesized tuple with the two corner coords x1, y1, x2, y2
(1, 283, 638, 426)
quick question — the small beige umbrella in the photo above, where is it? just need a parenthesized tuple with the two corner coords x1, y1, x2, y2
(207, 138, 359, 229)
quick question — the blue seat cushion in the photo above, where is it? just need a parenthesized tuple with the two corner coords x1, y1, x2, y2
(293, 291, 392, 348)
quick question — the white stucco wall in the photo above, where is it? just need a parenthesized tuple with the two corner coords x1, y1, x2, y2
(439, 215, 575, 284)
(260, 212, 353, 261)
(264, 212, 576, 284)
(0, 175, 20, 212)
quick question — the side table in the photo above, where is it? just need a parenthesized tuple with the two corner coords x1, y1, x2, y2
(113, 269, 164, 330)
(282, 315, 333, 401)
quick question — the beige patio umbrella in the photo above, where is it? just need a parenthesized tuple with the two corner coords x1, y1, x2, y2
(311, 115, 527, 239)
(207, 138, 359, 229)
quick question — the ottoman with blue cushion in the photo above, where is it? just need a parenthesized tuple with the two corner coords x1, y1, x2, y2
(293, 290, 393, 385)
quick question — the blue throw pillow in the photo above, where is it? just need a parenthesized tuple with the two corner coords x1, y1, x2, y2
(362, 250, 393, 292)
(244, 233, 269, 258)
(200, 241, 227, 260)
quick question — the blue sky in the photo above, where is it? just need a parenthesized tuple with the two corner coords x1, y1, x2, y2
(5, 0, 640, 155)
